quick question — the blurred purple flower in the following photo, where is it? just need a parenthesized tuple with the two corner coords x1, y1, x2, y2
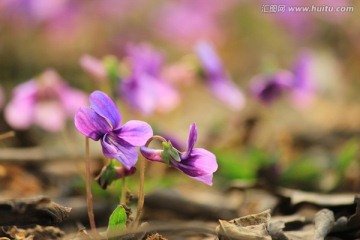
(195, 41, 245, 110)
(249, 71, 293, 105)
(74, 91, 153, 169)
(140, 123, 218, 185)
(290, 50, 315, 108)
(250, 50, 315, 107)
(4, 69, 87, 132)
(120, 43, 180, 115)
(80, 54, 107, 83)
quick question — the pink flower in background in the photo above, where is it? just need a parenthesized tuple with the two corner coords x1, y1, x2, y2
(120, 43, 180, 115)
(80, 54, 107, 83)
(5, 69, 87, 132)
(195, 41, 245, 111)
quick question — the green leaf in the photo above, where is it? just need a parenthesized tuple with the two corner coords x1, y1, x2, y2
(215, 149, 259, 181)
(280, 157, 321, 190)
(336, 139, 359, 174)
(107, 205, 127, 234)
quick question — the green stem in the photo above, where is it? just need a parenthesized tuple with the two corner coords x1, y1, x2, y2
(85, 137, 98, 239)
(134, 154, 146, 228)
(133, 135, 166, 228)
(120, 166, 127, 205)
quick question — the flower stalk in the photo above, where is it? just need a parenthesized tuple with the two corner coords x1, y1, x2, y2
(85, 137, 98, 239)
(133, 153, 145, 228)
(120, 166, 127, 205)
(133, 135, 165, 228)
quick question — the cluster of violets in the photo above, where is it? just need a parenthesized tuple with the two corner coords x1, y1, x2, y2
(80, 41, 246, 114)
(74, 90, 218, 186)
(0, 42, 315, 133)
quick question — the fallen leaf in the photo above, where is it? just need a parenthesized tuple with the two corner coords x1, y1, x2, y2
(216, 209, 272, 240)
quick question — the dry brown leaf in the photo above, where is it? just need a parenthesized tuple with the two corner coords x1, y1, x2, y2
(216, 209, 272, 240)
(0, 197, 71, 226)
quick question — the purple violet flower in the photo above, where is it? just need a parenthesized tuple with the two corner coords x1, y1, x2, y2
(249, 71, 293, 105)
(4, 69, 87, 132)
(140, 123, 218, 185)
(290, 50, 315, 108)
(74, 90, 153, 169)
(120, 43, 180, 115)
(195, 41, 245, 111)
(250, 51, 315, 107)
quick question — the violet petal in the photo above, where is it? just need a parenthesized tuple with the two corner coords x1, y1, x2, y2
(115, 120, 153, 146)
(74, 106, 111, 141)
(140, 146, 164, 162)
(182, 123, 198, 159)
(191, 174, 214, 186)
(101, 133, 139, 169)
(175, 148, 217, 186)
(89, 90, 121, 129)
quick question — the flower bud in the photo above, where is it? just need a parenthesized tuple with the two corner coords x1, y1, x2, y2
(96, 161, 136, 189)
